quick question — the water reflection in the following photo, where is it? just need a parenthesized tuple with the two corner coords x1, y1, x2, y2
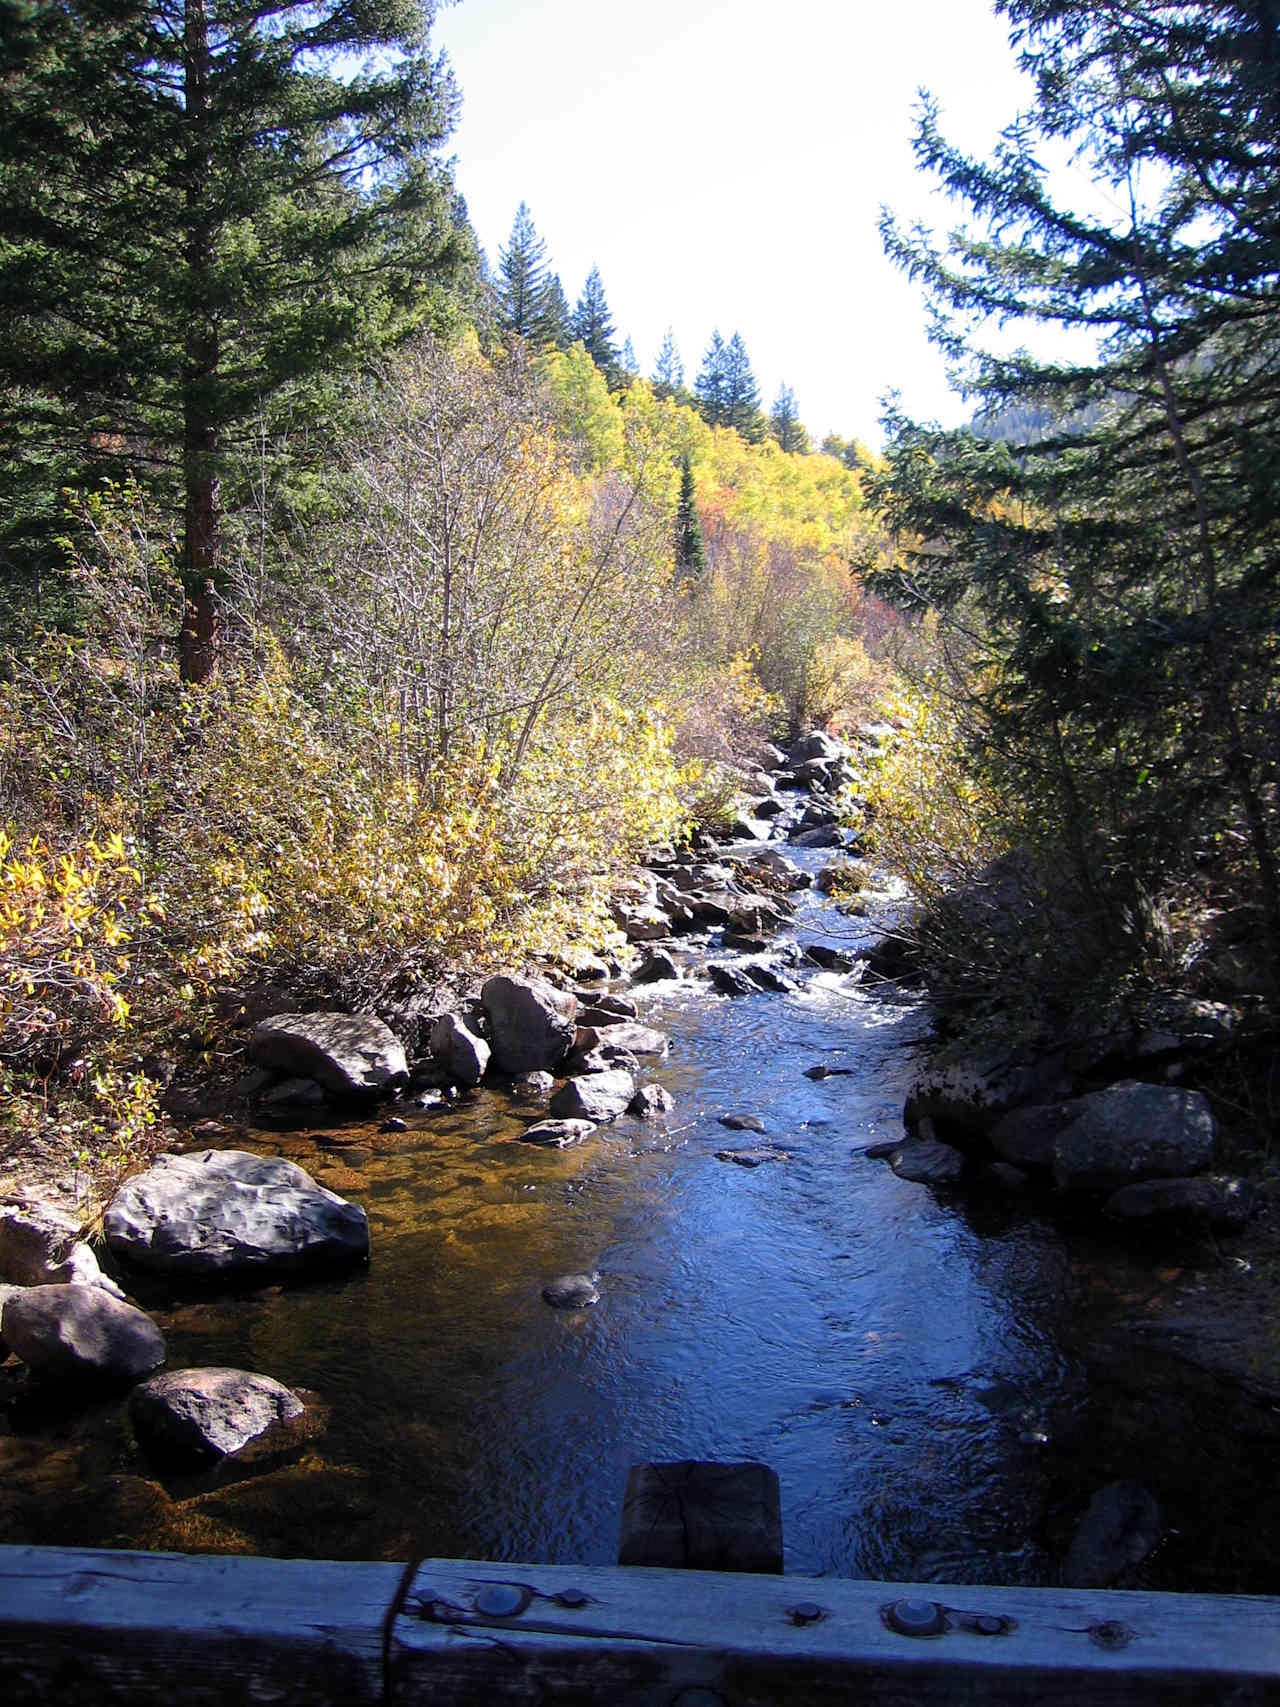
(0, 860, 1273, 1589)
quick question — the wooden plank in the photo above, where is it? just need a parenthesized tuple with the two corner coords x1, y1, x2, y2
(3, 1545, 1278, 1706)
(393, 1559, 1280, 1707)
(0, 1544, 405, 1706)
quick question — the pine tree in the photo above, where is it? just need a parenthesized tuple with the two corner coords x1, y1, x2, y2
(571, 265, 618, 375)
(769, 384, 808, 453)
(1, 0, 474, 678)
(674, 452, 707, 577)
(539, 274, 573, 349)
(723, 332, 764, 441)
(620, 337, 639, 380)
(496, 202, 550, 338)
(652, 327, 684, 399)
(872, 0, 1280, 977)
(694, 331, 730, 427)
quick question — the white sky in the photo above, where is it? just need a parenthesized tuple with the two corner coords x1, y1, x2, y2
(432, 0, 1042, 446)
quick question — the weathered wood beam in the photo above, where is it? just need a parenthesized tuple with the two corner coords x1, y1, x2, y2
(395, 1559, 1280, 1707)
(0, 1545, 405, 1706)
(2, 1545, 1279, 1706)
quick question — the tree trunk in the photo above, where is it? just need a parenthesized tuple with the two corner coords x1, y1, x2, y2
(178, 0, 221, 685)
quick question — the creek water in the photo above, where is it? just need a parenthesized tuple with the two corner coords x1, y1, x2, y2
(1, 853, 1276, 1591)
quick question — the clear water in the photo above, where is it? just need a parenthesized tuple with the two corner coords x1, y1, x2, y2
(1, 856, 1275, 1590)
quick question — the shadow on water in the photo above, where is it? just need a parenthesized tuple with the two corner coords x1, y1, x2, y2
(1, 852, 1277, 1589)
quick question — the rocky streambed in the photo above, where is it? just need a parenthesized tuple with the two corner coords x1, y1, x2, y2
(1, 731, 1278, 1590)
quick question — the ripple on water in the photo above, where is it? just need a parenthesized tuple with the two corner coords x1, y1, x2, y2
(1, 862, 1273, 1590)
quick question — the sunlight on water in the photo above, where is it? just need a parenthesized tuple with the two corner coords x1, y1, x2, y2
(1, 848, 1271, 1591)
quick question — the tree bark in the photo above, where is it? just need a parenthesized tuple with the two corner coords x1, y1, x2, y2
(179, 0, 221, 685)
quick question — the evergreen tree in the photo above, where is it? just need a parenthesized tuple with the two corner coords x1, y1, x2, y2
(571, 265, 618, 375)
(496, 202, 550, 338)
(723, 332, 764, 441)
(1, 0, 474, 678)
(694, 331, 730, 427)
(769, 384, 808, 453)
(674, 451, 707, 577)
(872, 0, 1280, 977)
(539, 273, 573, 349)
(652, 327, 684, 398)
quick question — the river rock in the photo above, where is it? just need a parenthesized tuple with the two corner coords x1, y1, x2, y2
(573, 1021, 668, 1059)
(428, 1012, 490, 1087)
(889, 1138, 967, 1184)
(741, 963, 798, 994)
(0, 1202, 119, 1295)
(715, 1148, 779, 1167)
(628, 1085, 674, 1118)
(904, 1051, 1066, 1140)
(481, 975, 578, 1074)
(1104, 1173, 1256, 1229)
(511, 1070, 555, 1099)
(542, 1273, 600, 1309)
(519, 1118, 596, 1148)
(804, 944, 857, 973)
(0, 1201, 80, 1285)
(579, 992, 638, 1019)
(252, 1011, 408, 1100)
(1063, 1481, 1162, 1587)
(634, 948, 682, 983)
(790, 730, 843, 766)
(989, 1101, 1080, 1172)
(720, 1113, 767, 1133)
(617, 907, 673, 942)
(790, 825, 842, 849)
(103, 1150, 370, 1278)
(729, 814, 768, 842)
(1051, 1082, 1216, 1193)
(130, 1367, 303, 1464)
(259, 1076, 328, 1116)
(2, 1284, 165, 1382)
(707, 964, 757, 997)
(549, 1070, 636, 1121)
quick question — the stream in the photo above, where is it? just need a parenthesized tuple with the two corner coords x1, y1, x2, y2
(1, 850, 1276, 1592)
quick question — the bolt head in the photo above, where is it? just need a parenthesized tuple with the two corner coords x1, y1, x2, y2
(888, 1598, 946, 1637)
(474, 1584, 526, 1618)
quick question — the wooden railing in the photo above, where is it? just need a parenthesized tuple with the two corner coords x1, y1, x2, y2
(2, 1545, 1279, 1704)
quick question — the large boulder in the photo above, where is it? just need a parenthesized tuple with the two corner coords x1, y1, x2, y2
(251, 1011, 407, 1099)
(129, 1366, 303, 1464)
(0, 1201, 121, 1294)
(428, 1012, 490, 1087)
(1051, 1082, 1216, 1194)
(904, 1051, 1068, 1141)
(548, 1070, 636, 1122)
(789, 731, 843, 766)
(745, 849, 811, 892)
(1104, 1174, 1256, 1229)
(103, 1150, 370, 1278)
(481, 975, 578, 1074)
(989, 1102, 1080, 1172)
(2, 1284, 165, 1382)
(0, 1200, 79, 1284)
(573, 1022, 668, 1059)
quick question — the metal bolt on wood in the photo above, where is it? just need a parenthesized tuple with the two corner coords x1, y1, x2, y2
(473, 1584, 528, 1618)
(887, 1597, 947, 1637)
(788, 1602, 825, 1625)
